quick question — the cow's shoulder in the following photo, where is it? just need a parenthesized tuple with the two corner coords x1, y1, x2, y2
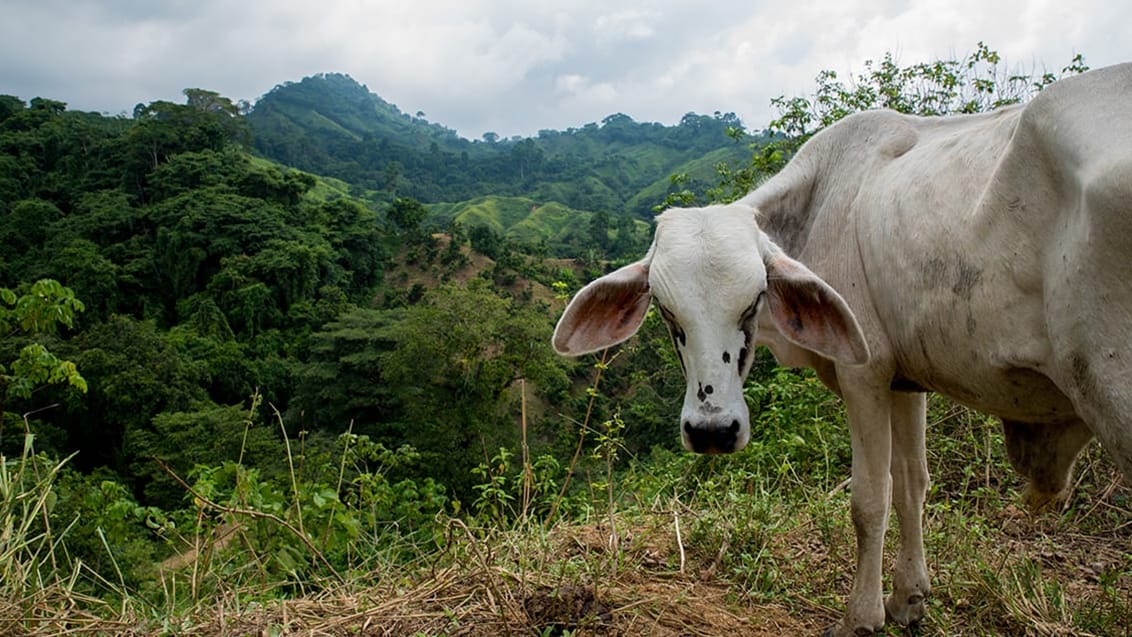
(802, 109, 923, 164)
(1021, 62, 1132, 119)
(742, 110, 923, 256)
(1004, 64, 1132, 170)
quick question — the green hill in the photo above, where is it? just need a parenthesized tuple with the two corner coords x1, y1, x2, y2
(428, 195, 650, 254)
(247, 73, 761, 219)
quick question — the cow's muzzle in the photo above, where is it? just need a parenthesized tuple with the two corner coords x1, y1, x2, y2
(683, 419, 743, 454)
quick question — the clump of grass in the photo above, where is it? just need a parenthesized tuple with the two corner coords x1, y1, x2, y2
(0, 430, 127, 636)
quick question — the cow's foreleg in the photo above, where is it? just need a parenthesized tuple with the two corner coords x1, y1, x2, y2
(885, 391, 930, 627)
(826, 384, 892, 637)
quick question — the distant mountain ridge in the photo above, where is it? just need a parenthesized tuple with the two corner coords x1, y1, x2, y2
(247, 73, 759, 220)
(250, 73, 472, 156)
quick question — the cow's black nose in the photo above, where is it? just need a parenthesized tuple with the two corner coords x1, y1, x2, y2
(684, 419, 741, 454)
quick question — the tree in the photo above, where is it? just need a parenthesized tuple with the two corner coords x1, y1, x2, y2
(0, 279, 87, 444)
(182, 88, 240, 117)
(66, 315, 208, 475)
(587, 209, 610, 254)
(713, 44, 1091, 202)
(510, 138, 543, 180)
(50, 239, 121, 320)
(2, 199, 62, 255)
(609, 213, 646, 259)
(373, 280, 570, 500)
(468, 224, 504, 259)
(291, 307, 402, 435)
(387, 197, 428, 236)
(0, 95, 24, 123)
(318, 198, 387, 293)
(125, 92, 251, 200)
(126, 401, 281, 507)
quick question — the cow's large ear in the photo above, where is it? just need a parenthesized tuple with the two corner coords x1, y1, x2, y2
(553, 260, 651, 356)
(765, 255, 870, 365)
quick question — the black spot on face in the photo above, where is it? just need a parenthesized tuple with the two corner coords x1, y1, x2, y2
(722, 351, 731, 364)
(742, 294, 764, 323)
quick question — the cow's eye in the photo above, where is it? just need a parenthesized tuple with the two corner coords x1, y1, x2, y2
(656, 304, 679, 331)
(655, 302, 687, 374)
(656, 303, 687, 347)
(740, 292, 765, 324)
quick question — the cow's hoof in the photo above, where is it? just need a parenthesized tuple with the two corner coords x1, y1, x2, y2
(885, 592, 926, 627)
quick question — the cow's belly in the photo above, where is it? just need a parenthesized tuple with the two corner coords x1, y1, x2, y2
(906, 363, 1079, 424)
(852, 166, 1079, 424)
(882, 273, 1080, 425)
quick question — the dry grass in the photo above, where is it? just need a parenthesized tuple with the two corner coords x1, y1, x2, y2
(0, 512, 820, 637)
(4, 485, 1127, 637)
(2, 399, 1128, 636)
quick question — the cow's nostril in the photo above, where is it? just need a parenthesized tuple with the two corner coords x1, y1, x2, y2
(729, 420, 740, 433)
(683, 421, 692, 434)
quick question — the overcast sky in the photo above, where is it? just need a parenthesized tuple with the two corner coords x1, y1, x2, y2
(2, 0, 1128, 139)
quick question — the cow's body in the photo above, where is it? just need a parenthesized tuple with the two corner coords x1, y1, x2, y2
(553, 63, 1132, 635)
(747, 62, 1132, 485)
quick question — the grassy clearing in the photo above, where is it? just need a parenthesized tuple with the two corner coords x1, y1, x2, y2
(2, 372, 1129, 636)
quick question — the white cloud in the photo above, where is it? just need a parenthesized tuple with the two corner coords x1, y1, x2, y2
(594, 10, 658, 42)
(553, 73, 618, 116)
(0, 0, 1127, 137)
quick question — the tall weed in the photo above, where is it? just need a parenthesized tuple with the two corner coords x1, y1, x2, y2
(0, 434, 73, 601)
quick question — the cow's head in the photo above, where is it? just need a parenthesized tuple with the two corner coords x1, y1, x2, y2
(552, 204, 868, 454)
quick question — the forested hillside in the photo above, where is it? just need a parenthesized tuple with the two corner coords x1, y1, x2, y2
(247, 72, 755, 220)
(0, 85, 687, 551)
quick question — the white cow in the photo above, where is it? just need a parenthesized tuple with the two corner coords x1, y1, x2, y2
(552, 62, 1132, 635)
